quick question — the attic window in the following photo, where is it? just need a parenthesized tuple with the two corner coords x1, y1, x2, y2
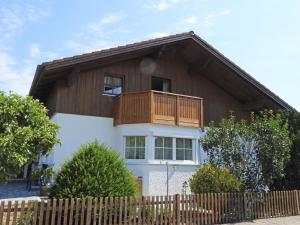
(103, 75, 123, 95)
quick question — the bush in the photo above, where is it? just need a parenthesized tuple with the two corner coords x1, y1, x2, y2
(189, 164, 241, 193)
(50, 140, 136, 198)
(0, 92, 59, 183)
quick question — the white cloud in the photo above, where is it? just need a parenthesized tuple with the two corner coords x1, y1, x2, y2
(0, 44, 58, 95)
(100, 14, 122, 25)
(203, 14, 216, 28)
(203, 10, 231, 28)
(177, 15, 199, 30)
(84, 13, 123, 36)
(0, 3, 50, 50)
(148, 32, 170, 38)
(29, 44, 41, 58)
(26, 4, 51, 22)
(219, 10, 231, 16)
(0, 51, 35, 95)
(0, 2, 53, 95)
(145, 0, 181, 11)
(65, 14, 125, 54)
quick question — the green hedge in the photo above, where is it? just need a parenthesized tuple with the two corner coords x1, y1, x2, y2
(189, 164, 241, 193)
(50, 140, 136, 198)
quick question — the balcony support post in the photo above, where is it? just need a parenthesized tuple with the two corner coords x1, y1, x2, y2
(149, 91, 154, 123)
(176, 95, 180, 126)
(119, 95, 123, 125)
(200, 99, 204, 128)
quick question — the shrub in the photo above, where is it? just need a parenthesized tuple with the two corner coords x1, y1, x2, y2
(189, 164, 241, 193)
(0, 92, 59, 183)
(202, 110, 291, 191)
(50, 140, 136, 198)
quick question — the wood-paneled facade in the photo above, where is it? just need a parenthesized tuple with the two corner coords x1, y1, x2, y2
(45, 55, 252, 125)
(31, 32, 291, 126)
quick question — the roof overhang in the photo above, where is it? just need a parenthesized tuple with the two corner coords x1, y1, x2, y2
(29, 31, 294, 110)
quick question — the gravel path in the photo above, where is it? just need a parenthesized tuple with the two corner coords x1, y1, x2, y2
(223, 216, 300, 225)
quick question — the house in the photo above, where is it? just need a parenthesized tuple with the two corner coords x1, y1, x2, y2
(29, 31, 292, 196)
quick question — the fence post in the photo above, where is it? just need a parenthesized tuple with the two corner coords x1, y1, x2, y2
(296, 190, 300, 215)
(175, 194, 180, 225)
(243, 192, 249, 220)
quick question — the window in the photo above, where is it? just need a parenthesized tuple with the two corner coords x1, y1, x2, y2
(155, 137, 173, 160)
(125, 136, 145, 159)
(103, 75, 123, 95)
(176, 138, 193, 160)
(151, 77, 171, 92)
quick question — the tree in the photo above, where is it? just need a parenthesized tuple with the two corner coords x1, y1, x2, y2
(0, 92, 60, 183)
(202, 110, 291, 191)
(189, 164, 241, 193)
(50, 140, 136, 198)
(272, 109, 300, 190)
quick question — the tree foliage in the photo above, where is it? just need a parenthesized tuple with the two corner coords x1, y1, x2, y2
(272, 109, 300, 190)
(50, 140, 136, 198)
(0, 92, 60, 183)
(189, 164, 241, 193)
(202, 110, 291, 191)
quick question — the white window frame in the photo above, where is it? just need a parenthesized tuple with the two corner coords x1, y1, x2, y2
(175, 138, 193, 161)
(154, 136, 173, 160)
(153, 136, 195, 162)
(103, 75, 123, 96)
(124, 136, 146, 160)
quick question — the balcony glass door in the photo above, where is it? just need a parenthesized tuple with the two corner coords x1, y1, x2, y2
(151, 77, 171, 92)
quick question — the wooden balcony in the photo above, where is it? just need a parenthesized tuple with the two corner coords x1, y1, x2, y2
(114, 91, 204, 128)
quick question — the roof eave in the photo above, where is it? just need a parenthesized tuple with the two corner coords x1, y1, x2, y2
(29, 31, 294, 111)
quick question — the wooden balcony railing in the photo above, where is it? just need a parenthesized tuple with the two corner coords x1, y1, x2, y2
(114, 91, 204, 128)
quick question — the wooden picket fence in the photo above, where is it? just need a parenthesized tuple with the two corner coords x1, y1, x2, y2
(1, 190, 300, 225)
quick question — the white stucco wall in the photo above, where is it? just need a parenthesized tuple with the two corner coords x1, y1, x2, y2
(44, 113, 118, 169)
(128, 163, 198, 196)
(46, 113, 208, 196)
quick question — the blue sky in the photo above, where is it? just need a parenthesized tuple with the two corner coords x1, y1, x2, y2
(0, 0, 299, 110)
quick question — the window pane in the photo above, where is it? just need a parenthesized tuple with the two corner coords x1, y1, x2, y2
(136, 136, 145, 147)
(125, 136, 145, 160)
(114, 77, 122, 86)
(125, 147, 135, 159)
(104, 86, 113, 94)
(176, 149, 184, 160)
(176, 138, 193, 160)
(104, 76, 112, 85)
(164, 137, 172, 148)
(164, 148, 173, 160)
(104, 76, 122, 95)
(126, 137, 135, 147)
(155, 147, 164, 160)
(185, 139, 192, 149)
(155, 137, 163, 148)
(185, 149, 193, 160)
(136, 147, 145, 159)
(176, 138, 184, 148)
(112, 86, 122, 94)
(162, 80, 170, 92)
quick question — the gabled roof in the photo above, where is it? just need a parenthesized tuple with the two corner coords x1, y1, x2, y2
(29, 31, 294, 110)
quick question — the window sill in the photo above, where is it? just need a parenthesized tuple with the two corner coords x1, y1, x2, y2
(102, 93, 119, 97)
(126, 160, 199, 166)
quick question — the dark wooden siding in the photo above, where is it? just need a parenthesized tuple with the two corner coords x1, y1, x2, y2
(48, 55, 249, 125)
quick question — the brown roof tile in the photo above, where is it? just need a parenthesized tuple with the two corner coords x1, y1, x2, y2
(41, 31, 194, 67)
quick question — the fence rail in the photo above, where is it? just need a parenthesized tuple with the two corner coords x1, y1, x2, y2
(1, 190, 300, 225)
